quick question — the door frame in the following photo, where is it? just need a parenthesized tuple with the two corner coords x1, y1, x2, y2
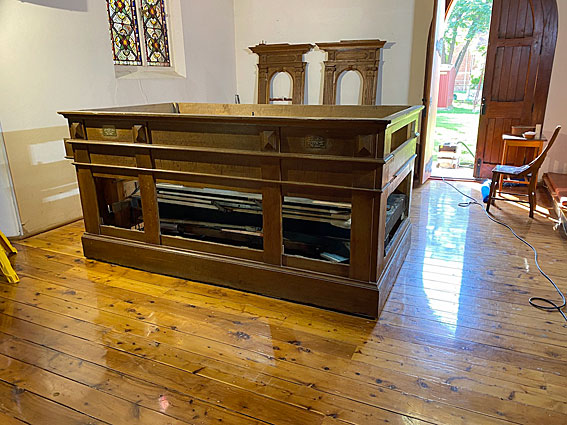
(419, 0, 558, 182)
(417, 0, 445, 184)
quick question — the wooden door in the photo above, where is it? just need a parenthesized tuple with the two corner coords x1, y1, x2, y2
(418, 0, 445, 184)
(474, 0, 558, 178)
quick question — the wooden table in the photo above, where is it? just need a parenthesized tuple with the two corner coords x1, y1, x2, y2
(499, 134, 546, 190)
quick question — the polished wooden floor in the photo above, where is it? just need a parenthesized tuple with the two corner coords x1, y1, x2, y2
(1, 181, 567, 424)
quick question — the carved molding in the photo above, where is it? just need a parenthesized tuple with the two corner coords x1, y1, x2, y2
(249, 40, 387, 106)
(249, 43, 314, 104)
(69, 122, 86, 139)
(317, 39, 386, 105)
(132, 125, 149, 144)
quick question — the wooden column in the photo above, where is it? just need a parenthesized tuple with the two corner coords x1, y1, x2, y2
(134, 126, 160, 245)
(262, 184, 283, 265)
(261, 131, 283, 264)
(362, 66, 379, 106)
(322, 65, 336, 105)
(74, 143, 100, 235)
(373, 193, 387, 279)
(292, 67, 306, 105)
(349, 192, 376, 282)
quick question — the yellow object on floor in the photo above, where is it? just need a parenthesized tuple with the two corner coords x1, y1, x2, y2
(0, 229, 19, 284)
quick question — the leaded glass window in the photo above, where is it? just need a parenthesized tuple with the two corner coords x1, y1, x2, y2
(140, 0, 170, 66)
(106, 0, 142, 66)
(106, 0, 171, 67)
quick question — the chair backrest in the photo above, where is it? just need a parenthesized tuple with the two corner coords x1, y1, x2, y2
(522, 125, 562, 175)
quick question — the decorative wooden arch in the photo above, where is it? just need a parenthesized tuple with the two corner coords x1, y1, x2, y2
(317, 40, 386, 105)
(249, 43, 314, 104)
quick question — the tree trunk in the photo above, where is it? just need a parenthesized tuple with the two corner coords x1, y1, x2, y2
(446, 32, 457, 64)
(454, 38, 472, 72)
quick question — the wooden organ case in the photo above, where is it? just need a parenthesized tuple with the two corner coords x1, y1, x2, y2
(60, 103, 422, 317)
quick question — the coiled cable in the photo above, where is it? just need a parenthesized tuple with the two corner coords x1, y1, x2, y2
(442, 178, 567, 323)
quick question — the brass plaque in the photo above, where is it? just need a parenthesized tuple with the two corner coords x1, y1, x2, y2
(304, 136, 327, 150)
(102, 125, 118, 137)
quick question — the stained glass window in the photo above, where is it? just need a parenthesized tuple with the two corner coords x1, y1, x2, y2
(106, 0, 171, 67)
(140, 0, 171, 66)
(106, 0, 142, 66)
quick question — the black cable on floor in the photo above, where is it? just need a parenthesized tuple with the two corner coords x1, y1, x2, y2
(441, 178, 567, 324)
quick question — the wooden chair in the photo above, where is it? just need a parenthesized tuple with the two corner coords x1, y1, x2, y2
(486, 126, 561, 218)
(0, 229, 19, 284)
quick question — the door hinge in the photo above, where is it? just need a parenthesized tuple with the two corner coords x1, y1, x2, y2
(475, 158, 482, 176)
(481, 97, 487, 115)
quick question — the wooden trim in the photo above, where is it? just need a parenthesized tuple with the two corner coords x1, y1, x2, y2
(384, 216, 411, 261)
(383, 156, 416, 197)
(82, 233, 381, 317)
(385, 110, 421, 136)
(100, 225, 147, 242)
(377, 221, 411, 314)
(74, 162, 380, 197)
(382, 140, 418, 186)
(161, 235, 264, 262)
(60, 104, 424, 126)
(67, 139, 389, 165)
(282, 254, 349, 278)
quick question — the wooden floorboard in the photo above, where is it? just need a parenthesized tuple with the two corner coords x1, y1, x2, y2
(1, 181, 567, 424)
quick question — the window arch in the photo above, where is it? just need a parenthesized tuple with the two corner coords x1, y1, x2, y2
(336, 70, 363, 105)
(106, 0, 171, 67)
(269, 72, 293, 104)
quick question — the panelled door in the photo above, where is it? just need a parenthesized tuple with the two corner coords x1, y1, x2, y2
(419, 0, 445, 184)
(474, 0, 558, 178)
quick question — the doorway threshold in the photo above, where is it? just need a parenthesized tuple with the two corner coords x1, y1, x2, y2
(429, 176, 482, 183)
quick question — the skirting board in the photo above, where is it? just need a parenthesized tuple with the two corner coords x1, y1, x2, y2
(81, 222, 411, 318)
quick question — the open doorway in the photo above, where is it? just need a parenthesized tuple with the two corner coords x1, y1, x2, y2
(431, 0, 493, 179)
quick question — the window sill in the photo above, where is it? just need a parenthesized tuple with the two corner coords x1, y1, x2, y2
(114, 66, 185, 80)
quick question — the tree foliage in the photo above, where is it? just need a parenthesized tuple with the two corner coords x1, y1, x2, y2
(442, 0, 493, 71)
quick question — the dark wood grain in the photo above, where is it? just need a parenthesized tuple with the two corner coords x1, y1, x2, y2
(474, 0, 558, 178)
(59, 103, 422, 318)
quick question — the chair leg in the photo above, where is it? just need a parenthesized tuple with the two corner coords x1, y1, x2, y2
(528, 178, 537, 218)
(486, 174, 499, 213)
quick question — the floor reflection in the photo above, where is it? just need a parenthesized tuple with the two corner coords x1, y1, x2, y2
(415, 182, 476, 332)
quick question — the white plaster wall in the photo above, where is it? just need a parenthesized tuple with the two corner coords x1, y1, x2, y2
(233, 0, 432, 106)
(0, 129, 21, 237)
(542, 2, 567, 175)
(0, 0, 237, 236)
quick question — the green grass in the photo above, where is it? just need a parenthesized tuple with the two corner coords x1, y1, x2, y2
(433, 101, 480, 165)
(440, 106, 477, 114)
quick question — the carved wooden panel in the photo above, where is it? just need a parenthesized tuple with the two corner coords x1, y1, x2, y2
(317, 40, 386, 105)
(249, 43, 313, 104)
